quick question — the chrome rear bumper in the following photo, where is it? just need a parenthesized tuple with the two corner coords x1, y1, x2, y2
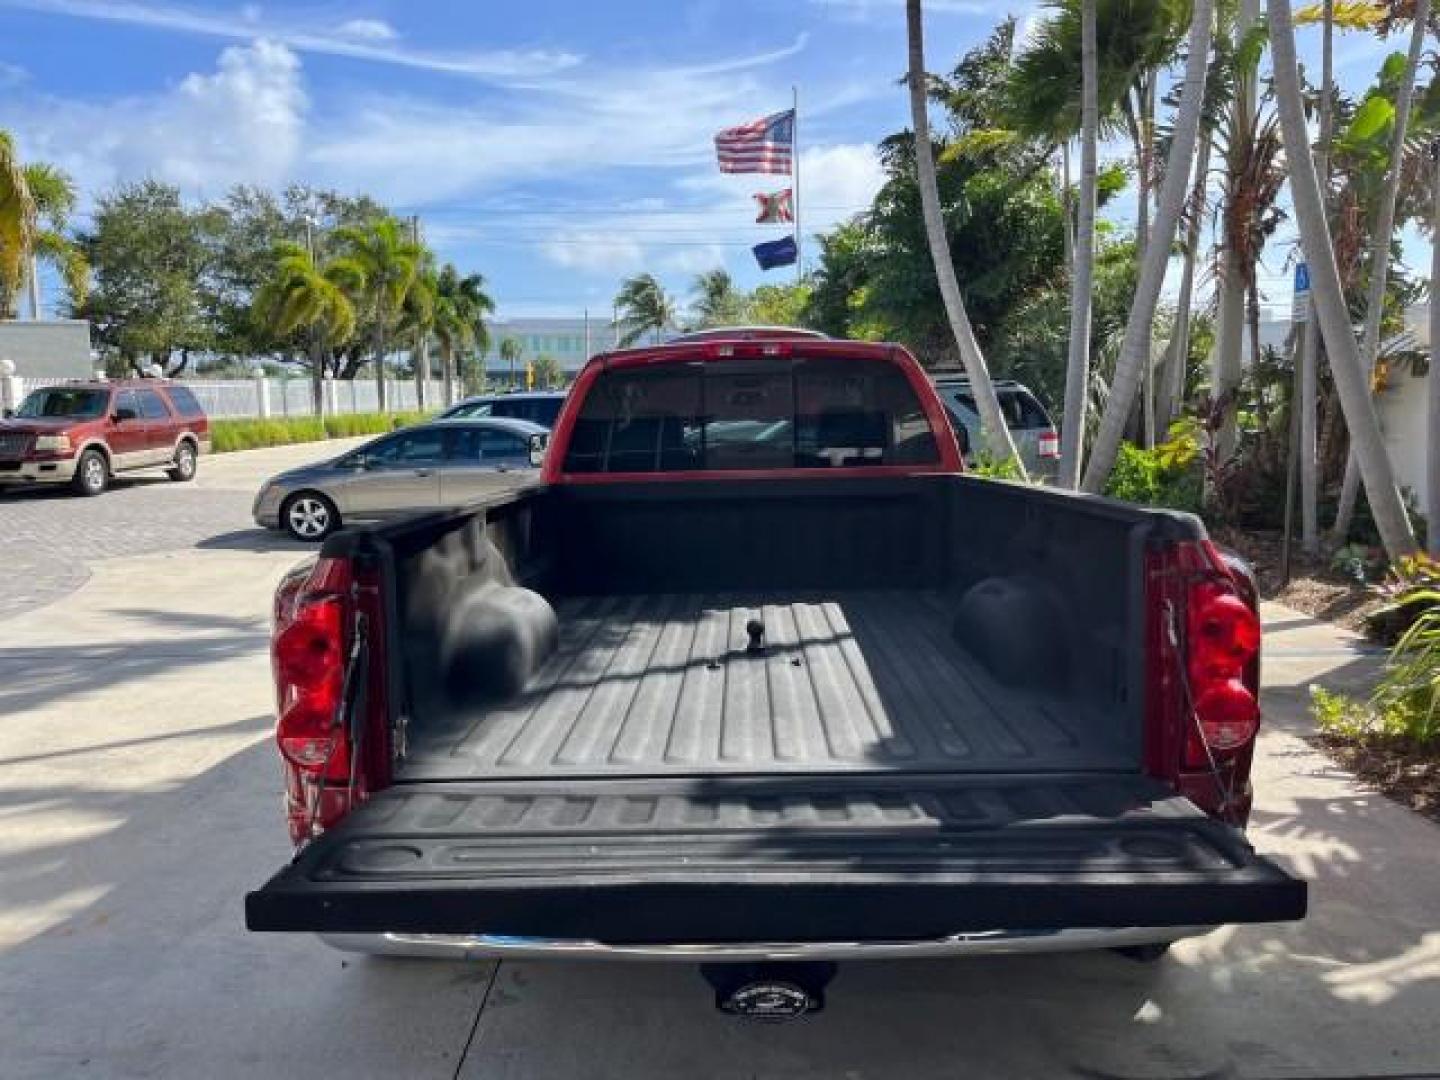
(320, 926, 1211, 963)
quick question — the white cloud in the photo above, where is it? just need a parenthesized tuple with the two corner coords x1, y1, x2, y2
(0, 60, 27, 88)
(541, 232, 647, 274)
(338, 18, 397, 42)
(0, 0, 580, 80)
(3, 39, 305, 195)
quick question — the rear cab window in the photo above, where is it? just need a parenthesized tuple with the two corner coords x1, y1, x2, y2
(944, 386, 1053, 430)
(135, 389, 172, 420)
(562, 356, 940, 475)
(163, 385, 206, 418)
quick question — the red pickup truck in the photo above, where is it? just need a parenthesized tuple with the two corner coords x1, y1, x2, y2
(246, 336, 1303, 1015)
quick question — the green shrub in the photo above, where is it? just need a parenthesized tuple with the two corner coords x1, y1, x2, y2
(1367, 554, 1440, 644)
(1102, 421, 1203, 513)
(968, 453, 1029, 481)
(1311, 599, 1440, 747)
(210, 412, 427, 453)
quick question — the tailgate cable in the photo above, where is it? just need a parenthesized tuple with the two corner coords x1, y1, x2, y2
(1164, 598, 1242, 823)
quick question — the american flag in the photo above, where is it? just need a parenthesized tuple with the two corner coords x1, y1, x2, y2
(714, 109, 794, 174)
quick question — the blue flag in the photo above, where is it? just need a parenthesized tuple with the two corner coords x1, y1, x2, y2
(753, 235, 797, 270)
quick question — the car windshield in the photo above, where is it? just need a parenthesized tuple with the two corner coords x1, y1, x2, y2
(16, 388, 109, 419)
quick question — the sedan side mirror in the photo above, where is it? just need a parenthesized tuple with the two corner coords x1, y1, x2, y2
(528, 433, 549, 468)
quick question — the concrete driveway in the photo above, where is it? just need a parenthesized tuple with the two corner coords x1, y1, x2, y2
(0, 448, 1436, 1078)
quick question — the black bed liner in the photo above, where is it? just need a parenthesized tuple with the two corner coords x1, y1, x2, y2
(400, 590, 1132, 779)
(246, 773, 1306, 940)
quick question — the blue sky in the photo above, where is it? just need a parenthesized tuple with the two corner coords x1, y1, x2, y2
(0, 0, 1412, 321)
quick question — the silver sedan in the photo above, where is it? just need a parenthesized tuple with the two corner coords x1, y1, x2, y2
(253, 417, 548, 541)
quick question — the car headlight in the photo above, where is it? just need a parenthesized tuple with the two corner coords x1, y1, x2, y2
(34, 434, 72, 453)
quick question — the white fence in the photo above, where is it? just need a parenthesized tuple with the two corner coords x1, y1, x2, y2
(3, 374, 449, 420)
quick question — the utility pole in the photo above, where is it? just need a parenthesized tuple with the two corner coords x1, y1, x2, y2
(792, 85, 802, 284)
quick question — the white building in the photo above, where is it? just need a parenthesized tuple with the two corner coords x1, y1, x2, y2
(481, 317, 605, 380)
(1253, 307, 1431, 519)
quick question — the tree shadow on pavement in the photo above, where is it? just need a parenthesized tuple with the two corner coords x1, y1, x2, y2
(0, 624, 268, 715)
(197, 528, 314, 553)
(0, 737, 491, 1080)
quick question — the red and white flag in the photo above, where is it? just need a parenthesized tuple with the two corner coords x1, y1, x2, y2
(714, 109, 794, 174)
(753, 189, 794, 223)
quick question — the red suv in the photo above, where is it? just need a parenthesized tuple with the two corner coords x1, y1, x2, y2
(0, 379, 210, 496)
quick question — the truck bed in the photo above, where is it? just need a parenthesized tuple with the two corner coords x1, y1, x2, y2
(400, 590, 1130, 780)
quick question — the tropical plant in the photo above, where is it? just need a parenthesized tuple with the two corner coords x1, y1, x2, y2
(1332, 0, 1434, 541)
(499, 336, 523, 389)
(0, 130, 88, 318)
(251, 241, 361, 414)
(1080, 0, 1214, 492)
(614, 272, 676, 347)
(1268, 0, 1418, 560)
(532, 353, 564, 388)
(432, 265, 493, 405)
(691, 268, 748, 327)
(1062, 0, 1099, 488)
(1314, 594, 1440, 746)
(334, 216, 424, 411)
(1367, 552, 1440, 642)
(399, 256, 437, 407)
(906, 0, 1024, 473)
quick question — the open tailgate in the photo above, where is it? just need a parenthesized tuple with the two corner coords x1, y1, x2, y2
(247, 774, 1305, 942)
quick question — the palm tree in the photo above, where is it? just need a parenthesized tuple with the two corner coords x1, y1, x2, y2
(334, 216, 424, 411)
(1210, 0, 1264, 460)
(0, 131, 88, 319)
(1430, 145, 1440, 557)
(1299, 0, 1336, 557)
(432, 265, 493, 405)
(1331, 0, 1432, 541)
(614, 273, 677, 347)
(1058, 0, 1099, 489)
(533, 353, 564, 388)
(906, 0, 1024, 473)
(692, 268, 748, 328)
(1080, 0, 1214, 492)
(400, 257, 437, 410)
(252, 241, 361, 415)
(499, 336, 523, 389)
(1268, 0, 1416, 560)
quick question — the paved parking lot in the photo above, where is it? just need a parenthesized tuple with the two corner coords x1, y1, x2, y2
(1, 443, 1438, 1079)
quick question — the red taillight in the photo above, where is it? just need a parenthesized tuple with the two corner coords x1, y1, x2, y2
(1146, 540, 1263, 823)
(1037, 431, 1060, 459)
(272, 557, 360, 842)
(1184, 567, 1260, 765)
(274, 595, 349, 779)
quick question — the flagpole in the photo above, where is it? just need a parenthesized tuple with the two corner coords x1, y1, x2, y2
(792, 84, 801, 284)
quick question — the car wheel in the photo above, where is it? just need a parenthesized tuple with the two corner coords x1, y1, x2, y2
(167, 441, 198, 482)
(282, 492, 339, 542)
(71, 448, 109, 497)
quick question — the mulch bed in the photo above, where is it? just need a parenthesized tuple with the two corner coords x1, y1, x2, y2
(1314, 735, 1440, 827)
(1211, 526, 1381, 632)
